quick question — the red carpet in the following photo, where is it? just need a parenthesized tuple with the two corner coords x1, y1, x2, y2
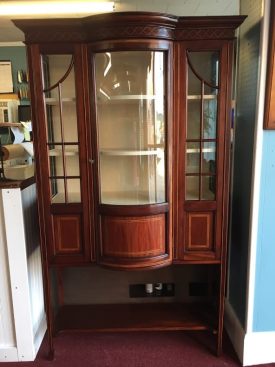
(2, 331, 275, 366)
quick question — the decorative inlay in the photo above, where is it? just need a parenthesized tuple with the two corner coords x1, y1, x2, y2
(25, 31, 86, 43)
(88, 26, 174, 41)
(176, 28, 234, 40)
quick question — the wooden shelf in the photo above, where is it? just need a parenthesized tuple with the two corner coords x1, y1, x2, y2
(0, 93, 19, 100)
(0, 122, 22, 128)
(56, 303, 216, 333)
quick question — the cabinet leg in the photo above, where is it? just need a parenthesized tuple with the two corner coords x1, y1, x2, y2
(216, 332, 223, 357)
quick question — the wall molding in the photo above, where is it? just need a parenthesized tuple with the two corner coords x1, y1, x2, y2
(243, 331, 275, 366)
(224, 299, 245, 364)
(34, 315, 47, 355)
(225, 300, 275, 366)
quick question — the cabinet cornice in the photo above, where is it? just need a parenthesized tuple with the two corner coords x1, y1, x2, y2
(13, 13, 246, 44)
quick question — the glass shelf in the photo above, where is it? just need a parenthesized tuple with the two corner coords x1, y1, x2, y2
(97, 94, 164, 104)
(48, 148, 79, 156)
(101, 191, 165, 205)
(100, 149, 161, 156)
(186, 147, 215, 153)
(187, 95, 217, 100)
(45, 97, 76, 105)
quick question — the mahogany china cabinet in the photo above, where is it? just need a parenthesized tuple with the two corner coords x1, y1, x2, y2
(14, 12, 245, 357)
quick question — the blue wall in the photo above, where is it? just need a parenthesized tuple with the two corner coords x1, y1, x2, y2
(0, 46, 29, 105)
(253, 131, 275, 331)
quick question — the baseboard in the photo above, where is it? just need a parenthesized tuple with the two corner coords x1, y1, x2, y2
(225, 299, 275, 366)
(224, 299, 245, 364)
(34, 314, 47, 356)
(0, 347, 18, 362)
(243, 331, 275, 366)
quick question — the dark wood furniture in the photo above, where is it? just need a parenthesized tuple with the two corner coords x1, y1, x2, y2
(14, 12, 245, 358)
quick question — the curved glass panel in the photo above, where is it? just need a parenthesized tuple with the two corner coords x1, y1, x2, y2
(95, 51, 166, 205)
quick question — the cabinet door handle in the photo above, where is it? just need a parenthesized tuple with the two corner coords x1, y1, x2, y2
(89, 158, 95, 164)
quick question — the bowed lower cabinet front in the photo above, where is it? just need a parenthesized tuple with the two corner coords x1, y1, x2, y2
(14, 12, 245, 357)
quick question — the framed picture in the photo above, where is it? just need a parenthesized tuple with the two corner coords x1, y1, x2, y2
(0, 61, 13, 93)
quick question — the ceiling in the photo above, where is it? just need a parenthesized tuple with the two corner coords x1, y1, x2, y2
(0, 0, 239, 44)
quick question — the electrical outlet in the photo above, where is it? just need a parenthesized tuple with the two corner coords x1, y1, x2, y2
(129, 283, 175, 298)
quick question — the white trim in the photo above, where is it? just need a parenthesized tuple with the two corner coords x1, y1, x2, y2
(0, 347, 18, 362)
(2, 188, 35, 361)
(0, 42, 25, 47)
(245, 0, 270, 333)
(224, 299, 245, 364)
(225, 300, 275, 366)
(243, 332, 275, 366)
(34, 315, 47, 355)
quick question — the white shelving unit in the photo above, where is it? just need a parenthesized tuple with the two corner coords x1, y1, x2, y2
(0, 182, 46, 362)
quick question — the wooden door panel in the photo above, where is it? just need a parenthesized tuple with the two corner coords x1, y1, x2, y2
(182, 210, 218, 261)
(100, 214, 166, 259)
(99, 213, 171, 269)
(53, 214, 82, 255)
(186, 212, 214, 251)
(49, 213, 90, 265)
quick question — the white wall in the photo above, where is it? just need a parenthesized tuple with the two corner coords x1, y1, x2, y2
(115, 0, 239, 15)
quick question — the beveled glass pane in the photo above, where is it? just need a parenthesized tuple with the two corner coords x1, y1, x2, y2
(48, 144, 64, 176)
(50, 178, 65, 203)
(186, 176, 199, 200)
(188, 66, 201, 96)
(188, 51, 219, 87)
(202, 142, 216, 174)
(45, 104, 61, 143)
(100, 152, 165, 205)
(67, 179, 81, 203)
(186, 142, 200, 174)
(187, 98, 201, 140)
(201, 176, 216, 200)
(65, 145, 79, 176)
(95, 51, 166, 205)
(203, 94, 217, 139)
(63, 102, 78, 142)
(42, 55, 73, 90)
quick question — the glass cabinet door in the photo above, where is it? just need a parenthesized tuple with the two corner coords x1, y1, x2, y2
(185, 51, 219, 201)
(42, 54, 81, 203)
(94, 51, 166, 205)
